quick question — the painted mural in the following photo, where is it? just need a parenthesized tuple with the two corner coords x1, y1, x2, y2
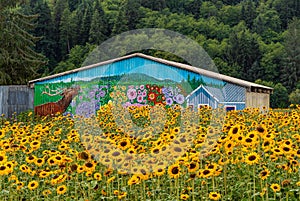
(33, 56, 246, 116)
(34, 76, 188, 117)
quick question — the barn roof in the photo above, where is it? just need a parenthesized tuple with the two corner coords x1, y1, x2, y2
(29, 53, 273, 91)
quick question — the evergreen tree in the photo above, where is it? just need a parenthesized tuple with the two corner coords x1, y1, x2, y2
(31, 0, 57, 74)
(141, 0, 166, 11)
(89, 0, 108, 44)
(52, 0, 68, 62)
(241, 0, 257, 29)
(0, 0, 46, 84)
(79, 1, 93, 45)
(124, 0, 141, 30)
(225, 25, 262, 81)
(59, 7, 76, 58)
(112, 2, 129, 35)
(281, 18, 300, 92)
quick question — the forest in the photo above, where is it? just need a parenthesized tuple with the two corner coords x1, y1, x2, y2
(0, 0, 300, 108)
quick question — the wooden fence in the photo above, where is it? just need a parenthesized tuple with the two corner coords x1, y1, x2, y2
(0, 85, 34, 118)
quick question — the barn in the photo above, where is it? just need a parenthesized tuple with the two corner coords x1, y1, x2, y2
(28, 53, 273, 117)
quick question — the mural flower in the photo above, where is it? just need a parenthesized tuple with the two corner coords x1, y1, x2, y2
(127, 88, 137, 101)
(76, 101, 95, 118)
(166, 97, 173, 106)
(175, 94, 185, 104)
(137, 95, 144, 103)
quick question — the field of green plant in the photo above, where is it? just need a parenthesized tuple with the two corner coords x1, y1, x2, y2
(0, 104, 299, 200)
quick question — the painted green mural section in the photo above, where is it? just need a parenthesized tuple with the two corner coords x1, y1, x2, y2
(34, 75, 189, 117)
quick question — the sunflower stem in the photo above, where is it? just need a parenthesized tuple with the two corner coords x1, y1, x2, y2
(192, 179, 195, 201)
(224, 163, 227, 196)
(253, 166, 256, 201)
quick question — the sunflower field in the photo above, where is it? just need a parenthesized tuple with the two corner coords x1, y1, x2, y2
(0, 104, 299, 201)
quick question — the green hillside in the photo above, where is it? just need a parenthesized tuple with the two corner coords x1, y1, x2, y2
(0, 0, 300, 107)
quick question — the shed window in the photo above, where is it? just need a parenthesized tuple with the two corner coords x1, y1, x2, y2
(225, 105, 236, 112)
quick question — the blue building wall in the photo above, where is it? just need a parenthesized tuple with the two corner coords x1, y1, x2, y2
(36, 57, 225, 88)
(35, 56, 247, 113)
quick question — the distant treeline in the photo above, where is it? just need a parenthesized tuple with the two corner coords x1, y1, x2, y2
(0, 0, 300, 107)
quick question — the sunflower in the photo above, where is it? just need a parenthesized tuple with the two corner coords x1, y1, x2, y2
(270, 183, 280, 192)
(0, 129, 5, 138)
(0, 165, 8, 176)
(94, 172, 102, 181)
(28, 181, 39, 190)
(0, 152, 7, 164)
(56, 185, 67, 195)
(228, 125, 241, 137)
(16, 181, 24, 190)
(77, 151, 90, 161)
(153, 166, 166, 177)
(25, 155, 36, 164)
(202, 168, 214, 178)
(34, 158, 45, 167)
(259, 168, 270, 180)
(42, 189, 52, 197)
(187, 162, 199, 173)
(128, 174, 140, 185)
(107, 176, 116, 184)
(84, 162, 95, 172)
(104, 168, 113, 177)
(280, 145, 292, 154)
(30, 140, 41, 150)
(245, 152, 260, 165)
(39, 170, 51, 178)
(256, 125, 267, 136)
(53, 154, 64, 165)
(209, 192, 221, 200)
(168, 164, 181, 178)
(224, 141, 235, 151)
(118, 139, 131, 150)
(20, 164, 30, 173)
(180, 194, 189, 200)
(118, 192, 127, 199)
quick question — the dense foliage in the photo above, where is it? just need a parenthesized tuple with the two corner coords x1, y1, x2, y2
(1, 0, 300, 107)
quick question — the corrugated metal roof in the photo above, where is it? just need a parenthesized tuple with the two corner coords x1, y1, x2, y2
(29, 53, 273, 91)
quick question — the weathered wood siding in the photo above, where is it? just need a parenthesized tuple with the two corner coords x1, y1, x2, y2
(0, 86, 34, 117)
(245, 91, 270, 109)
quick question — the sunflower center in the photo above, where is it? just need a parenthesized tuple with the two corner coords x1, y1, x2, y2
(171, 167, 179, 174)
(232, 127, 238, 134)
(190, 163, 196, 169)
(248, 155, 256, 161)
(283, 147, 290, 152)
(257, 127, 264, 133)
(112, 152, 120, 157)
(246, 138, 252, 143)
(174, 147, 182, 152)
(261, 171, 267, 176)
(120, 142, 127, 147)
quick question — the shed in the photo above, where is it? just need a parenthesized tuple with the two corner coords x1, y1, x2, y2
(0, 85, 34, 117)
(28, 53, 273, 116)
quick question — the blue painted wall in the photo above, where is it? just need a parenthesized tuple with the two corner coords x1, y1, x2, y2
(35, 56, 247, 111)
